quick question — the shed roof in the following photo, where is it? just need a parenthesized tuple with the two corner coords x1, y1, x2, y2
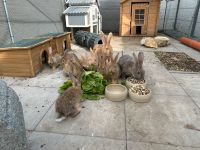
(63, 6, 90, 15)
(66, 0, 99, 5)
(0, 38, 49, 48)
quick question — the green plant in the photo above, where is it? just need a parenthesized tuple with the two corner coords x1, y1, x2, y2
(58, 80, 72, 94)
(81, 71, 107, 100)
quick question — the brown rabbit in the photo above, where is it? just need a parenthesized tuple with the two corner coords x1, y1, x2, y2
(118, 51, 145, 80)
(79, 48, 98, 71)
(103, 53, 120, 83)
(63, 51, 83, 80)
(55, 74, 82, 122)
(48, 47, 63, 70)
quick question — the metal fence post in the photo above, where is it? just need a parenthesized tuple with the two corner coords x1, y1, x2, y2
(174, 0, 180, 30)
(2, 0, 14, 43)
(190, 0, 200, 37)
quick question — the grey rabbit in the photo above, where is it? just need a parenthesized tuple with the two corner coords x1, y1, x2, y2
(118, 51, 145, 80)
(55, 74, 82, 122)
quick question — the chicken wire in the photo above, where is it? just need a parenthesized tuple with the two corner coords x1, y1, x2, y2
(0, 0, 65, 46)
(159, 0, 200, 40)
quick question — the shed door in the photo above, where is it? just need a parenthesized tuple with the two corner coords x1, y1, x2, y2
(131, 3, 149, 35)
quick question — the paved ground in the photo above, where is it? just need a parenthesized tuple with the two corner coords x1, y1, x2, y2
(1, 35, 200, 150)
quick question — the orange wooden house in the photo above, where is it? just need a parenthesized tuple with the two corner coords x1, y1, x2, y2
(120, 0, 161, 36)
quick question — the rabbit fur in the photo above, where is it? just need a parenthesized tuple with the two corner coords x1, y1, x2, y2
(55, 74, 82, 122)
(63, 51, 83, 80)
(48, 47, 63, 70)
(118, 51, 145, 80)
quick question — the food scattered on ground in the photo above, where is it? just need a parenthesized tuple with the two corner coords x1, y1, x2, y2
(58, 80, 72, 94)
(154, 51, 200, 72)
(130, 85, 150, 95)
(127, 77, 145, 84)
(81, 71, 107, 100)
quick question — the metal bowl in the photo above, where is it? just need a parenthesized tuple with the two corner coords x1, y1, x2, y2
(105, 84, 128, 101)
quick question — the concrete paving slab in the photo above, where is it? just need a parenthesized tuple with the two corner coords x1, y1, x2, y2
(172, 43, 200, 62)
(144, 63, 177, 84)
(0, 76, 17, 85)
(126, 95, 200, 147)
(36, 99, 126, 140)
(171, 73, 200, 98)
(127, 141, 200, 150)
(11, 86, 58, 130)
(156, 45, 180, 52)
(28, 132, 126, 150)
(10, 68, 67, 88)
(171, 73, 200, 108)
(148, 81, 187, 96)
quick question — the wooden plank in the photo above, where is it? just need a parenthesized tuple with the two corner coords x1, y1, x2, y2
(28, 49, 35, 77)
(0, 58, 30, 64)
(0, 72, 32, 77)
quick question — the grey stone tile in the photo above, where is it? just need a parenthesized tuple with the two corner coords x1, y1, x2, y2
(144, 63, 177, 84)
(36, 99, 126, 140)
(143, 52, 160, 64)
(149, 81, 187, 96)
(29, 132, 126, 150)
(171, 73, 200, 98)
(127, 141, 200, 150)
(192, 97, 200, 110)
(11, 86, 58, 130)
(156, 45, 180, 52)
(126, 95, 200, 147)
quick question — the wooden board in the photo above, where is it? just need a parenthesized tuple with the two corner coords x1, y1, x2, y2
(120, 0, 160, 36)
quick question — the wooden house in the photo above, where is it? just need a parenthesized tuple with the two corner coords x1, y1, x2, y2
(38, 32, 72, 54)
(0, 32, 71, 77)
(120, 0, 161, 36)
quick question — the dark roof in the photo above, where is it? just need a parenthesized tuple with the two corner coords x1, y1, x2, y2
(63, 6, 90, 15)
(38, 33, 64, 37)
(67, 0, 95, 5)
(0, 38, 49, 48)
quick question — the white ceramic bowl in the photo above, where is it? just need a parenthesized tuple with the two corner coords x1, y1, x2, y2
(126, 77, 146, 89)
(105, 84, 128, 101)
(129, 88, 152, 103)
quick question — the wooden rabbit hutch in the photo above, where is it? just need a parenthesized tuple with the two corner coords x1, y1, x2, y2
(38, 32, 71, 53)
(120, 0, 161, 36)
(0, 32, 71, 77)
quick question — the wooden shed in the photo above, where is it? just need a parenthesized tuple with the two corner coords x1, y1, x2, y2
(120, 0, 161, 36)
(0, 32, 71, 77)
(38, 32, 71, 54)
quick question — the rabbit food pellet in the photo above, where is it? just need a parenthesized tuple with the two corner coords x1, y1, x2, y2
(130, 85, 150, 95)
(128, 78, 145, 84)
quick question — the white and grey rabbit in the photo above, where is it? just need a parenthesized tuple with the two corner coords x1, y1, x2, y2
(55, 75, 82, 122)
(118, 51, 145, 80)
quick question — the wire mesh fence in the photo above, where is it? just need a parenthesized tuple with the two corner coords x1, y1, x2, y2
(159, 0, 200, 41)
(0, 0, 65, 46)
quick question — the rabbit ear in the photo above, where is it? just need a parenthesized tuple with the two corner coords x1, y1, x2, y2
(138, 52, 144, 66)
(113, 52, 119, 63)
(133, 52, 138, 62)
(100, 31, 107, 45)
(107, 32, 113, 45)
(69, 73, 79, 86)
(48, 47, 52, 54)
